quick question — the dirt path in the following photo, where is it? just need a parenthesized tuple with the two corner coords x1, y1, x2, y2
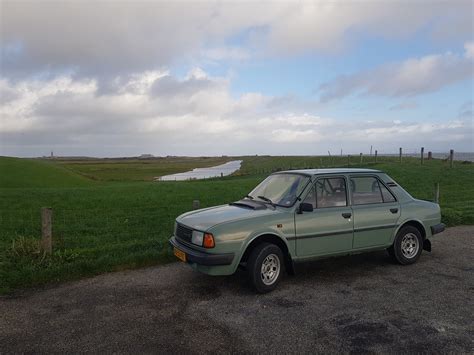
(1, 226, 473, 353)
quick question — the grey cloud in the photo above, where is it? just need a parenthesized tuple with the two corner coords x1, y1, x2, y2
(2, 73, 473, 157)
(319, 51, 473, 102)
(150, 75, 215, 98)
(32, 91, 140, 124)
(1, 1, 472, 79)
(1, 2, 211, 79)
(0, 85, 20, 104)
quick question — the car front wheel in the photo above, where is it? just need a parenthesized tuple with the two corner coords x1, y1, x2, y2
(248, 242, 284, 293)
(390, 225, 423, 265)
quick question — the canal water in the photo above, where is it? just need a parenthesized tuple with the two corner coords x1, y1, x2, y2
(156, 160, 243, 181)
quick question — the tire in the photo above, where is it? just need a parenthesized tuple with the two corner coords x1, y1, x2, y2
(248, 242, 284, 293)
(390, 225, 423, 265)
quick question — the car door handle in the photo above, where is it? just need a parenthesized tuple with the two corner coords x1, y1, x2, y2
(390, 208, 398, 214)
(342, 212, 352, 219)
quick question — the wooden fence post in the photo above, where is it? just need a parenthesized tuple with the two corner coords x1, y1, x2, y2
(421, 147, 424, 165)
(359, 153, 363, 164)
(192, 200, 200, 210)
(375, 150, 378, 163)
(434, 183, 440, 203)
(41, 207, 52, 254)
(399, 147, 402, 163)
(449, 149, 454, 168)
(428, 151, 432, 160)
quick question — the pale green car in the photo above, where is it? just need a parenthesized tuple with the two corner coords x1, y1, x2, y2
(169, 168, 445, 293)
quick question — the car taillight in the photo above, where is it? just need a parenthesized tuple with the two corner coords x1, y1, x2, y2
(203, 233, 215, 248)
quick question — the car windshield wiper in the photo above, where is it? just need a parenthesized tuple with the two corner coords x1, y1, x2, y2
(257, 195, 275, 206)
(244, 195, 254, 200)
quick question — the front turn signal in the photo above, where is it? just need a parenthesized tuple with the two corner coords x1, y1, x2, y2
(203, 233, 215, 248)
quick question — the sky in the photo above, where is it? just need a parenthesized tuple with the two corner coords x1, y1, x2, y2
(0, 0, 473, 157)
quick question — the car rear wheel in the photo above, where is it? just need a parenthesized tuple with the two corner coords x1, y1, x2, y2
(390, 225, 423, 265)
(248, 242, 284, 293)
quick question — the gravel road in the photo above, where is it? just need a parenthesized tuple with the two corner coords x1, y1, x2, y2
(1, 226, 473, 353)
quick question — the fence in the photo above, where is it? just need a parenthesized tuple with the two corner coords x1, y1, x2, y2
(235, 148, 466, 177)
(1, 186, 444, 256)
(0, 147, 468, 256)
(339, 147, 456, 167)
(0, 187, 241, 256)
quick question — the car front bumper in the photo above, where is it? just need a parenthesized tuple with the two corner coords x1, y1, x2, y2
(169, 236, 234, 266)
(431, 223, 446, 235)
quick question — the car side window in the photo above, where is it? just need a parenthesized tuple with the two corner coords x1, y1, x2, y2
(351, 176, 395, 205)
(315, 178, 347, 208)
(302, 185, 316, 209)
(379, 183, 396, 202)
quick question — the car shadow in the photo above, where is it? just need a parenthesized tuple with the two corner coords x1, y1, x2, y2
(191, 249, 397, 296)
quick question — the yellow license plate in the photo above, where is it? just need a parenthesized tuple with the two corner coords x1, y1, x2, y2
(173, 247, 186, 262)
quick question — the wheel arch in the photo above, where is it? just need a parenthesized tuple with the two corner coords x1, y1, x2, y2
(393, 219, 432, 251)
(240, 233, 295, 275)
(395, 219, 427, 240)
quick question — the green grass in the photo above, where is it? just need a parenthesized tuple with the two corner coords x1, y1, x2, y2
(57, 156, 232, 181)
(0, 156, 92, 188)
(0, 155, 472, 294)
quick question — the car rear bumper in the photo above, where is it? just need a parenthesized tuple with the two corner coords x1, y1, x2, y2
(431, 223, 446, 235)
(169, 236, 234, 266)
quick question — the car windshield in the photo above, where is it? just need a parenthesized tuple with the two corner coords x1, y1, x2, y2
(248, 173, 310, 207)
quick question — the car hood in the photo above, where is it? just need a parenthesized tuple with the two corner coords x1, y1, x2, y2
(176, 203, 278, 231)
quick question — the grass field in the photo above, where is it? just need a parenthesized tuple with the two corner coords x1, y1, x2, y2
(0, 155, 472, 293)
(57, 156, 232, 181)
(0, 157, 92, 188)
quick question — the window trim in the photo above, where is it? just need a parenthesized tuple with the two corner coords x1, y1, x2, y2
(349, 175, 398, 206)
(302, 175, 349, 210)
(378, 180, 397, 203)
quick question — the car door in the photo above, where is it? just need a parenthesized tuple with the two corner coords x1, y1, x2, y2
(350, 175, 400, 249)
(295, 176, 353, 257)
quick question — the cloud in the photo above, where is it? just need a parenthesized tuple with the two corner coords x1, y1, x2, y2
(1, 1, 472, 79)
(0, 80, 20, 104)
(150, 71, 219, 98)
(202, 47, 250, 62)
(1, 70, 472, 156)
(319, 45, 474, 101)
(465, 41, 474, 59)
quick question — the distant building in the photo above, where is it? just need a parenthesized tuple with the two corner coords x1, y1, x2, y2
(139, 154, 154, 159)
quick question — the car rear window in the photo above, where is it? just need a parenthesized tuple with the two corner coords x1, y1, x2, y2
(351, 176, 396, 205)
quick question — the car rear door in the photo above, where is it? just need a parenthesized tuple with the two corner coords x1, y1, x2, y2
(295, 176, 353, 257)
(349, 175, 400, 249)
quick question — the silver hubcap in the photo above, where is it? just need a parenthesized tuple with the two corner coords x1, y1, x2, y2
(261, 253, 280, 285)
(401, 233, 419, 258)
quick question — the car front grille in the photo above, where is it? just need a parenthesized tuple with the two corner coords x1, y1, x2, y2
(176, 223, 193, 243)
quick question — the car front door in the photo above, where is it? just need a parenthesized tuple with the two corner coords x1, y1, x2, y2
(295, 176, 353, 257)
(350, 175, 400, 249)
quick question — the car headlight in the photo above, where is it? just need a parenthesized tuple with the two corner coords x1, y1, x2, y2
(192, 230, 204, 245)
(191, 230, 215, 248)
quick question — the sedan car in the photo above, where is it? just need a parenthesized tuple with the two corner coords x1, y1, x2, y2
(169, 168, 445, 293)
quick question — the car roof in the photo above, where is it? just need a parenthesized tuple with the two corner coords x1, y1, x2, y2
(275, 168, 382, 176)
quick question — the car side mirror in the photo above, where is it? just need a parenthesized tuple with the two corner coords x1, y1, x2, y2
(298, 202, 314, 214)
